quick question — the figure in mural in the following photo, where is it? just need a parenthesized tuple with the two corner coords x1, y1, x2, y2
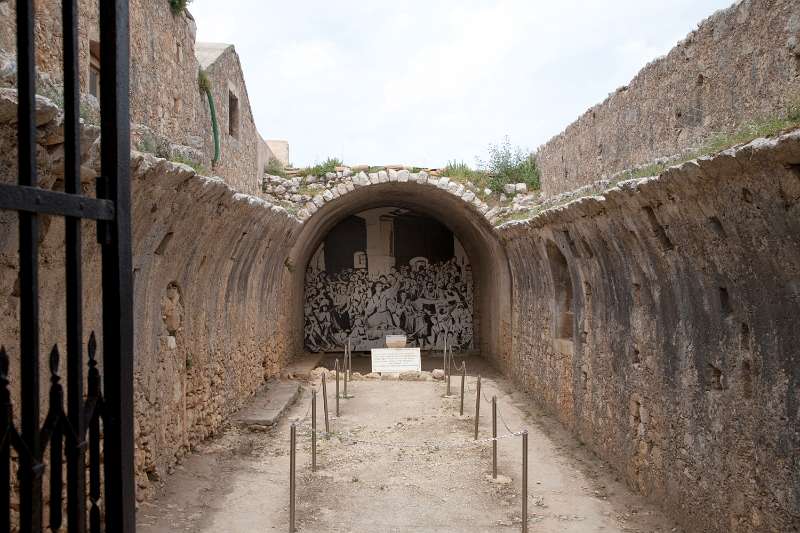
(304, 259, 473, 352)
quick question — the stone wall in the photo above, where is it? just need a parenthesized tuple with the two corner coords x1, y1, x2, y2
(500, 131, 800, 532)
(128, 1, 211, 163)
(0, 0, 278, 194)
(0, 0, 99, 90)
(536, 0, 800, 196)
(200, 43, 263, 196)
(0, 89, 298, 501)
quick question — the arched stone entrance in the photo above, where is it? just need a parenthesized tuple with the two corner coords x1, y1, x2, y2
(286, 180, 512, 362)
(304, 207, 475, 352)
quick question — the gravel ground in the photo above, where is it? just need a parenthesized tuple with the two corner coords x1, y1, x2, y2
(138, 372, 682, 532)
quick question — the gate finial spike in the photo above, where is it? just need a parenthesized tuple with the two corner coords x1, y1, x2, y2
(0, 346, 8, 379)
(49, 345, 61, 376)
(87, 331, 97, 361)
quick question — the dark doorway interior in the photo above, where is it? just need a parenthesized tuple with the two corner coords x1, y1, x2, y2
(393, 212, 454, 267)
(323, 215, 367, 274)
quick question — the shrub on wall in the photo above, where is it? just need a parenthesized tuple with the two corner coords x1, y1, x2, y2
(301, 157, 343, 177)
(479, 136, 541, 192)
(265, 158, 288, 178)
(169, 0, 192, 16)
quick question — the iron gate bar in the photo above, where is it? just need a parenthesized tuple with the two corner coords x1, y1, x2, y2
(98, 0, 136, 530)
(0, 347, 11, 531)
(17, 0, 44, 529)
(62, 0, 88, 529)
(0, 183, 117, 220)
(2, 0, 134, 530)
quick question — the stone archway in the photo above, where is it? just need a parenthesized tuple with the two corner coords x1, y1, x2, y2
(286, 178, 512, 364)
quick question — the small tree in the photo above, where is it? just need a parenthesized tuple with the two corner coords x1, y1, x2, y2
(478, 136, 540, 193)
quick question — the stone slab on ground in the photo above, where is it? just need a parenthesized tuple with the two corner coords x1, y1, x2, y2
(281, 353, 325, 380)
(233, 379, 300, 428)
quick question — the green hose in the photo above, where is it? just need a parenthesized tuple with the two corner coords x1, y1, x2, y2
(204, 86, 221, 164)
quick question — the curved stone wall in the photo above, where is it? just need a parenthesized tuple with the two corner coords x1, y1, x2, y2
(0, 91, 299, 499)
(128, 154, 297, 497)
(500, 131, 800, 532)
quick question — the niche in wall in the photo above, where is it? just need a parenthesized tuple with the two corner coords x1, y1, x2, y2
(228, 90, 240, 139)
(546, 240, 574, 344)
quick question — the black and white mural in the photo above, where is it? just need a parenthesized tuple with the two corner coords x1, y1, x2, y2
(304, 208, 473, 352)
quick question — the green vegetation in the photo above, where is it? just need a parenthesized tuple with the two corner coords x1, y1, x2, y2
(170, 153, 207, 175)
(169, 0, 191, 16)
(136, 130, 171, 159)
(441, 160, 491, 198)
(300, 157, 343, 177)
(478, 137, 540, 193)
(198, 69, 220, 164)
(198, 68, 212, 93)
(265, 158, 288, 178)
(297, 181, 318, 197)
(442, 160, 486, 182)
(440, 139, 541, 196)
(494, 100, 800, 227)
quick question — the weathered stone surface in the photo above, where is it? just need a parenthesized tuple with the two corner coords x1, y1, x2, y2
(536, 0, 800, 196)
(0, 0, 281, 198)
(499, 131, 800, 533)
(0, 100, 299, 502)
(233, 380, 300, 428)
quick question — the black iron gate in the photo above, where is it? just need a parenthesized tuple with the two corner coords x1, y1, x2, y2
(0, 0, 135, 531)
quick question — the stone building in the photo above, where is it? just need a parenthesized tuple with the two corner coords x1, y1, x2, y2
(0, 0, 288, 195)
(196, 42, 267, 195)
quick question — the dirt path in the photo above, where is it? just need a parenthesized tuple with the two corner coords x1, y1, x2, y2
(138, 373, 681, 532)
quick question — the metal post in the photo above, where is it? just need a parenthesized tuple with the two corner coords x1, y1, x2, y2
(311, 390, 317, 472)
(289, 423, 296, 532)
(335, 359, 340, 417)
(474, 375, 482, 440)
(98, 2, 136, 529)
(343, 353, 348, 399)
(492, 396, 497, 479)
(446, 340, 451, 396)
(17, 1, 43, 528)
(322, 373, 330, 436)
(460, 364, 466, 416)
(522, 430, 528, 533)
(347, 339, 352, 380)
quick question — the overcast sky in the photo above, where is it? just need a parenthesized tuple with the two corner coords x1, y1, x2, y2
(190, 0, 733, 168)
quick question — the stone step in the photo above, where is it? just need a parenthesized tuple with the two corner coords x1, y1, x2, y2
(280, 353, 324, 380)
(233, 379, 301, 429)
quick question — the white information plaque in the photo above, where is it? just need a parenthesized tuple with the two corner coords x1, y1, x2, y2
(371, 348, 421, 373)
